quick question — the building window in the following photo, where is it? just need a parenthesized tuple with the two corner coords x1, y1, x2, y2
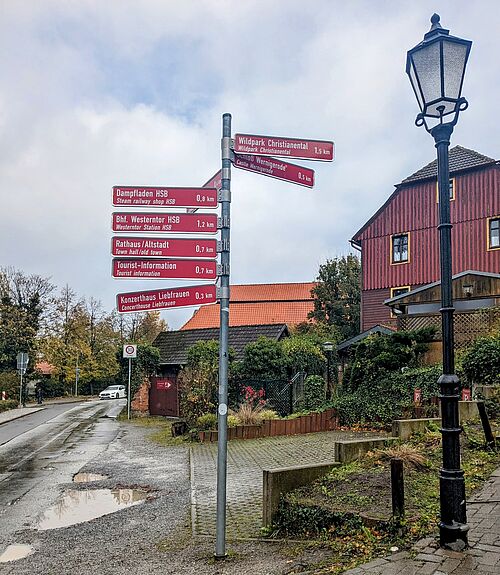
(391, 233, 409, 264)
(436, 178, 455, 202)
(391, 286, 411, 298)
(390, 286, 411, 317)
(489, 217, 500, 250)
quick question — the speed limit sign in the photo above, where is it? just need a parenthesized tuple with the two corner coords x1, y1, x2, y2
(123, 344, 137, 359)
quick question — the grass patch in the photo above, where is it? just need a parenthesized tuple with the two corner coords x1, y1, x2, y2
(271, 421, 500, 574)
(119, 414, 189, 447)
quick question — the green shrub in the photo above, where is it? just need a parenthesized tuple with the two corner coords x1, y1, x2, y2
(281, 337, 326, 376)
(196, 413, 218, 431)
(227, 415, 240, 427)
(0, 371, 19, 399)
(259, 409, 279, 420)
(462, 334, 500, 386)
(298, 375, 326, 411)
(0, 399, 19, 412)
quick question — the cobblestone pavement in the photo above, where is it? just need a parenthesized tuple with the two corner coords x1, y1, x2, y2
(344, 467, 500, 575)
(191, 430, 387, 538)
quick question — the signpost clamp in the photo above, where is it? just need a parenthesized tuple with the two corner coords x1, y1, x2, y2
(218, 188, 231, 203)
(217, 239, 230, 252)
(217, 216, 230, 229)
(217, 286, 230, 300)
(221, 137, 233, 158)
(217, 263, 230, 276)
(221, 167, 231, 181)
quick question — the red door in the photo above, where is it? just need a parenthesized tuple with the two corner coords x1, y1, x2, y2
(149, 377, 179, 416)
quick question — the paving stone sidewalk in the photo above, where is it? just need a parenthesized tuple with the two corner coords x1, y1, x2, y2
(0, 406, 45, 425)
(344, 467, 500, 575)
(190, 429, 387, 538)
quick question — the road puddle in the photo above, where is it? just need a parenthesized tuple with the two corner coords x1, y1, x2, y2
(0, 544, 34, 563)
(73, 472, 108, 483)
(38, 488, 147, 530)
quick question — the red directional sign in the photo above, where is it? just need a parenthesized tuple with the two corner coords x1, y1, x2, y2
(112, 186, 217, 208)
(111, 237, 217, 259)
(234, 133, 334, 162)
(116, 284, 217, 313)
(232, 153, 314, 188)
(112, 212, 218, 234)
(187, 170, 222, 214)
(112, 258, 217, 280)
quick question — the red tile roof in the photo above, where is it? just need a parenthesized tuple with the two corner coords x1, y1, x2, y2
(181, 282, 315, 330)
(36, 361, 55, 375)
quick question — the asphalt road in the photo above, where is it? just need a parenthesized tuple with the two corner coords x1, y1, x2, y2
(0, 402, 86, 446)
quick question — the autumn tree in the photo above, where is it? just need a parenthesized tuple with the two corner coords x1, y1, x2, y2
(308, 255, 361, 340)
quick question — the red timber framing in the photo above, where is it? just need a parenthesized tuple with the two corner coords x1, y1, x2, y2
(351, 147, 500, 331)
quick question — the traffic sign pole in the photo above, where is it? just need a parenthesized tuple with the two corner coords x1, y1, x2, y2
(128, 357, 132, 421)
(215, 113, 231, 559)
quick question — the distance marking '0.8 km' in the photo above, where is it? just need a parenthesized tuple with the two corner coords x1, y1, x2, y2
(112, 186, 218, 208)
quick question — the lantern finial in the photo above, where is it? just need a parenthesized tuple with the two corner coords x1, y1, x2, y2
(431, 14, 441, 27)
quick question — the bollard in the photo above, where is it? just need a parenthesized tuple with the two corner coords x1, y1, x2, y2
(477, 401, 496, 450)
(391, 458, 405, 518)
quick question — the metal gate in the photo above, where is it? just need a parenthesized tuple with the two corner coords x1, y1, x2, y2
(149, 377, 179, 417)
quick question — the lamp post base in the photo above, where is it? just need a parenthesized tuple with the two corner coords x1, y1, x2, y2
(439, 521, 469, 550)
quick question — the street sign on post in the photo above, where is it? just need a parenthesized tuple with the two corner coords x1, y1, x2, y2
(112, 212, 218, 234)
(234, 133, 334, 162)
(112, 186, 218, 208)
(112, 258, 217, 280)
(232, 153, 314, 188)
(16, 352, 29, 407)
(123, 344, 137, 420)
(116, 284, 217, 313)
(111, 237, 217, 259)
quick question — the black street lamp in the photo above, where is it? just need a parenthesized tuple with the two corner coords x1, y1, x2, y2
(322, 341, 334, 397)
(406, 14, 472, 548)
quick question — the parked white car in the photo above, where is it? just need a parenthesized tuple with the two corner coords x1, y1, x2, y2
(99, 385, 126, 400)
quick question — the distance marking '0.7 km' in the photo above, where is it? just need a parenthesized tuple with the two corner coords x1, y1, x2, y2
(232, 153, 314, 188)
(116, 284, 217, 313)
(112, 186, 218, 208)
(112, 212, 218, 234)
(112, 258, 217, 280)
(111, 237, 217, 259)
(234, 133, 334, 162)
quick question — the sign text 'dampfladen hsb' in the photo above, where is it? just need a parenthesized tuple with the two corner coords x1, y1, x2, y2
(116, 284, 217, 313)
(234, 133, 334, 162)
(112, 258, 217, 280)
(111, 237, 217, 259)
(112, 186, 218, 208)
(112, 212, 218, 234)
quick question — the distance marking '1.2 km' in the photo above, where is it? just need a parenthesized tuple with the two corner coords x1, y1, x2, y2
(112, 258, 217, 280)
(116, 284, 217, 313)
(112, 186, 218, 208)
(234, 133, 334, 162)
(111, 237, 217, 259)
(112, 212, 218, 234)
(232, 153, 314, 188)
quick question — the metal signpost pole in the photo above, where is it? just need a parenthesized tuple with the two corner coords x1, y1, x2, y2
(215, 112, 231, 559)
(128, 357, 132, 420)
(19, 369, 23, 407)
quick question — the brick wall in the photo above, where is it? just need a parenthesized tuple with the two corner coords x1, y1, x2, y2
(131, 379, 150, 413)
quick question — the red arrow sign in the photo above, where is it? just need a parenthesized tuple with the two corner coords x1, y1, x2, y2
(116, 284, 217, 313)
(112, 258, 217, 280)
(112, 186, 217, 208)
(112, 212, 218, 234)
(234, 133, 334, 162)
(111, 237, 217, 259)
(232, 153, 314, 188)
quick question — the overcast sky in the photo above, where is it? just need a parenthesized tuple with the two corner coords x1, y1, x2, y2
(1, 1, 498, 329)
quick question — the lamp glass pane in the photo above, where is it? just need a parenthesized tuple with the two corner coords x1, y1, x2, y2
(411, 41, 441, 106)
(408, 59, 424, 111)
(443, 40, 468, 100)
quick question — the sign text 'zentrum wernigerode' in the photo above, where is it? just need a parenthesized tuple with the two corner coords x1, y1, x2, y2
(112, 258, 217, 280)
(116, 284, 217, 313)
(112, 212, 218, 234)
(234, 133, 334, 162)
(232, 153, 314, 187)
(112, 186, 217, 208)
(111, 237, 217, 259)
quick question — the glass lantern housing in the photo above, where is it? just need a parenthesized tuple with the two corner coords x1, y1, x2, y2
(406, 14, 472, 120)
